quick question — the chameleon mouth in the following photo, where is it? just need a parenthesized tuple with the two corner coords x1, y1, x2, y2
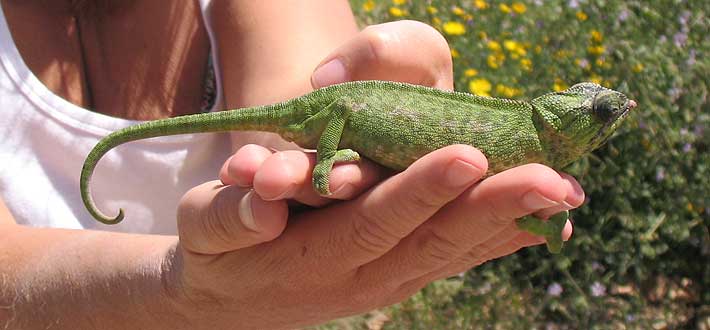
(587, 98, 636, 151)
(616, 99, 636, 123)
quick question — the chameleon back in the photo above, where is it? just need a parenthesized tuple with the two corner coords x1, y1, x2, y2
(337, 82, 545, 174)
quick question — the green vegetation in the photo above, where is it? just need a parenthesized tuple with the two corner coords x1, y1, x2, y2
(316, 1, 708, 328)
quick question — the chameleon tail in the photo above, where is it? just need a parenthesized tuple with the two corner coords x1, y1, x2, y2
(80, 105, 297, 224)
(81, 140, 125, 224)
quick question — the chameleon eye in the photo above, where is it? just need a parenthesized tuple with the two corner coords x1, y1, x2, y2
(592, 93, 621, 122)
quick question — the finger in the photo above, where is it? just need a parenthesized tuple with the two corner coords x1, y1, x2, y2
(311, 20, 453, 90)
(534, 172, 585, 219)
(177, 181, 288, 255)
(419, 219, 574, 281)
(252, 150, 385, 206)
(286, 144, 488, 271)
(356, 164, 570, 285)
(219, 144, 274, 187)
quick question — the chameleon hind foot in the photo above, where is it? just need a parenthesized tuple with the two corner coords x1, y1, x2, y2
(516, 210, 569, 254)
(312, 148, 361, 195)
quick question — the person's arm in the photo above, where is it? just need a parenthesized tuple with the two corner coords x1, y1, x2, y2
(0, 198, 16, 225)
(209, 0, 359, 149)
(0, 226, 181, 328)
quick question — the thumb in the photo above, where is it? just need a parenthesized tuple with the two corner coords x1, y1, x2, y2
(177, 181, 288, 255)
(311, 20, 453, 90)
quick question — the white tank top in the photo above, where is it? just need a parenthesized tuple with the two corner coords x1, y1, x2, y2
(0, 1, 232, 234)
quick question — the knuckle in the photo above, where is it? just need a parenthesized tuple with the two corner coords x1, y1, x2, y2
(406, 187, 444, 213)
(205, 207, 241, 247)
(463, 246, 490, 266)
(361, 28, 392, 65)
(414, 228, 462, 266)
(481, 195, 515, 226)
(350, 210, 401, 255)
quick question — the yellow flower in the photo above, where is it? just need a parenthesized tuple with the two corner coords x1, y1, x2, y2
(487, 41, 502, 51)
(452, 6, 465, 16)
(496, 84, 521, 98)
(499, 4, 511, 14)
(464, 68, 479, 77)
(587, 45, 606, 56)
(589, 74, 603, 84)
(426, 6, 438, 14)
(504, 40, 527, 56)
(478, 31, 488, 40)
(512, 2, 527, 14)
(590, 30, 603, 43)
(475, 0, 489, 9)
(534, 45, 542, 54)
(632, 63, 645, 73)
(554, 49, 571, 59)
(576, 11, 588, 21)
(362, 0, 375, 12)
(443, 21, 467, 36)
(487, 54, 504, 69)
(469, 78, 492, 96)
(553, 79, 569, 92)
(519, 58, 532, 71)
(451, 48, 460, 58)
(389, 7, 406, 17)
(432, 17, 442, 26)
(392, 0, 406, 5)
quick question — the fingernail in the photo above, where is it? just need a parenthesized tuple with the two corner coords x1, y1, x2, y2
(239, 190, 259, 231)
(312, 58, 348, 88)
(262, 183, 296, 201)
(446, 159, 483, 188)
(522, 191, 559, 210)
(562, 201, 575, 209)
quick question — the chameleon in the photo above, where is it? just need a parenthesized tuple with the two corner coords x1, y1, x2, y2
(80, 80, 635, 253)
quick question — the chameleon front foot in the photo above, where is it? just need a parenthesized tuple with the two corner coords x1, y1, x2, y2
(312, 149, 361, 195)
(516, 210, 569, 254)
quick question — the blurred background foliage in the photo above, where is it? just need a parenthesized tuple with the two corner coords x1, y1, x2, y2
(314, 0, 709, 329)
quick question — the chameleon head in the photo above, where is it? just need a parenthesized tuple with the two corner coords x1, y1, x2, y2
(531, 82, 636, 158)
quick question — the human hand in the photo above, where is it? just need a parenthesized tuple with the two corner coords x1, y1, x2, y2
(173, 143, 579, 329)
(170, 21, 581, 329)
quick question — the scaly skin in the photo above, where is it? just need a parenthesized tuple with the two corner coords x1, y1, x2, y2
(81, 81, 635, 253)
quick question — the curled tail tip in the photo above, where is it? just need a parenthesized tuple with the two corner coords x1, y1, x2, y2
(95, 208, 125, 225)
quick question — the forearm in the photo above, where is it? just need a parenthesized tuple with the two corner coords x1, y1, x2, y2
(0, 199, 16, 225)
(211, 0, 358, 107)
(0, 225, 183, 329)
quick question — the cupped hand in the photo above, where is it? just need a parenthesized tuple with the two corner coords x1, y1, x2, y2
(171, 20, 582, 329)
(173, 145, 580, 329)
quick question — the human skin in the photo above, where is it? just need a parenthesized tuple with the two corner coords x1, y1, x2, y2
(0, 1, 580, 329)
(173, 19, 580, 329)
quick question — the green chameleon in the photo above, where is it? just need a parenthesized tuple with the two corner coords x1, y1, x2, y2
(81, 81, 635, 253)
